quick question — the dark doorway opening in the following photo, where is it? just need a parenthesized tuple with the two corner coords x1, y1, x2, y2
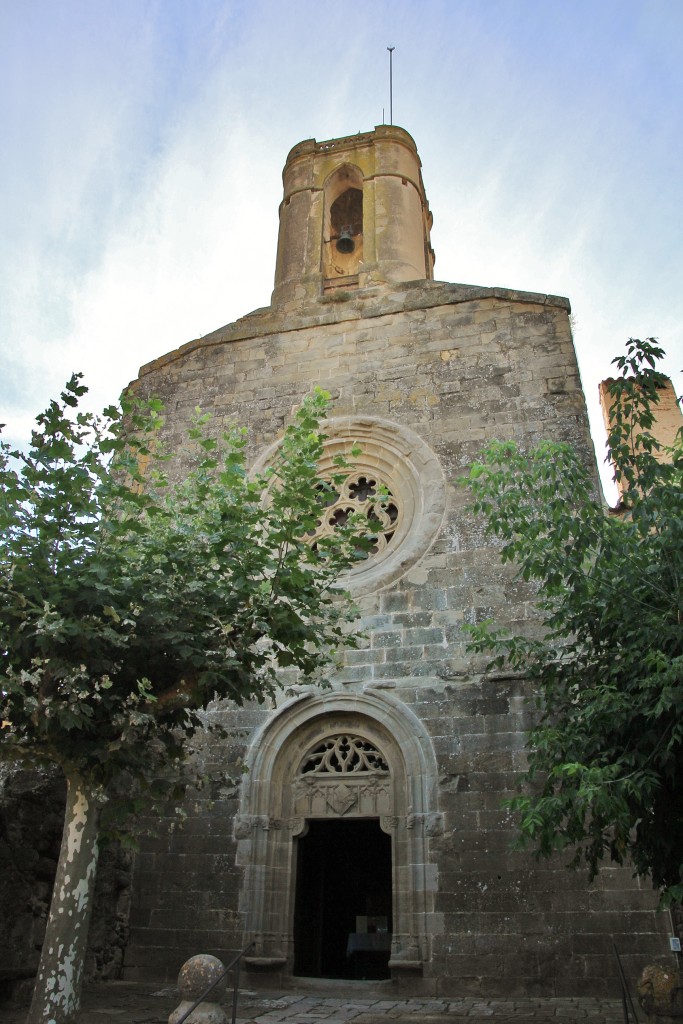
(293, 818, 392, 979)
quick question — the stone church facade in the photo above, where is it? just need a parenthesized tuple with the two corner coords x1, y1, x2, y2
(123, 126, 669, 996)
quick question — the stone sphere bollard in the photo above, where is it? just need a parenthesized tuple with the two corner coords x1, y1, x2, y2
(637, 964, 683, 1023)
(169, 953, 228, 1024)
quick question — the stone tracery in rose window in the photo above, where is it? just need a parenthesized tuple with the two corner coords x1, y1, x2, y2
(300, 734, 390, 775)
(312, 473, 400, 557)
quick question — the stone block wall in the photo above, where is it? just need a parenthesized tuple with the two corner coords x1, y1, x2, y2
(123, 279, 671, 996)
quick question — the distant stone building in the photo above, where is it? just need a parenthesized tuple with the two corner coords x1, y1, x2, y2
(599, 374, 683, 496)
(123, 126, 670, 996)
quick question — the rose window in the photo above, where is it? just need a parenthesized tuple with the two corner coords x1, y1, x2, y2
(312, 473, 400, 557)
(251, 416, 446, 595)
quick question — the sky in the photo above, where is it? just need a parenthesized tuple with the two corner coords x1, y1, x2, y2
(1, 0, 681, 499)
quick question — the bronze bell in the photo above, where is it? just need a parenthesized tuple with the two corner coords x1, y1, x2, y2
(336, 227, 355, 254)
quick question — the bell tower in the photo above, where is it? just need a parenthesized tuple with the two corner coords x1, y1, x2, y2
(271, 125, 435, 307)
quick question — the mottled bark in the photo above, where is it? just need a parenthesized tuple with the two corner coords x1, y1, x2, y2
(26, 773, 102, 1024)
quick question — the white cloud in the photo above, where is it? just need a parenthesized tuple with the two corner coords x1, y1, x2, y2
(1, 0, 680, 507)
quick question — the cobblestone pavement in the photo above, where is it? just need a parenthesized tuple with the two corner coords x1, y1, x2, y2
(0, 982, 634, 1024)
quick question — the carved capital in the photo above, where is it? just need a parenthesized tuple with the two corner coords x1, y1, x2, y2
(405, 812, 443, 835)
(425, 812, 444, 836)
(380, 815, 399, 832)
(233, 815, 254, 840)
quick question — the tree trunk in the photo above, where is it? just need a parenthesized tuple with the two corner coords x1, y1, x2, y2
(26, 772, 102, 1024)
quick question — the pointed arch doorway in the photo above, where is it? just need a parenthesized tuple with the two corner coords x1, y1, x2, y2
(235, 693, 443, 981)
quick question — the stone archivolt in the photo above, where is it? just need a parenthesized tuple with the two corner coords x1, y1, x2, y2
(236, 691, 441, 970)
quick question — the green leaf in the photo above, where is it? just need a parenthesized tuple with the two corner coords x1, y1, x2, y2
(465, 338, 683, 902)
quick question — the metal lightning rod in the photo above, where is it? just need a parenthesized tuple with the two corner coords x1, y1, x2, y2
(387, 46, 395, 125)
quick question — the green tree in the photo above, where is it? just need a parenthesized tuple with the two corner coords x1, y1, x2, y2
(465, 338, 683, 903)
(0, 377, 364, 1024)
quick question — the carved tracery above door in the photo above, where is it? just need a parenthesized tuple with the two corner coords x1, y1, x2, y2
(300, 734, 389, 774)
(295, 733, 392, 818)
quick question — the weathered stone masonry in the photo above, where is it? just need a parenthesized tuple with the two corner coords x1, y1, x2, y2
(122, 127, 670, 997)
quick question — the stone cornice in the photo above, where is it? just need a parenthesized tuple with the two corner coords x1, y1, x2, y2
(135, 279, 571, 381)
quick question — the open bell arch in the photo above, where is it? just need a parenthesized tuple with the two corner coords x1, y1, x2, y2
(321, 162, 364, 286)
